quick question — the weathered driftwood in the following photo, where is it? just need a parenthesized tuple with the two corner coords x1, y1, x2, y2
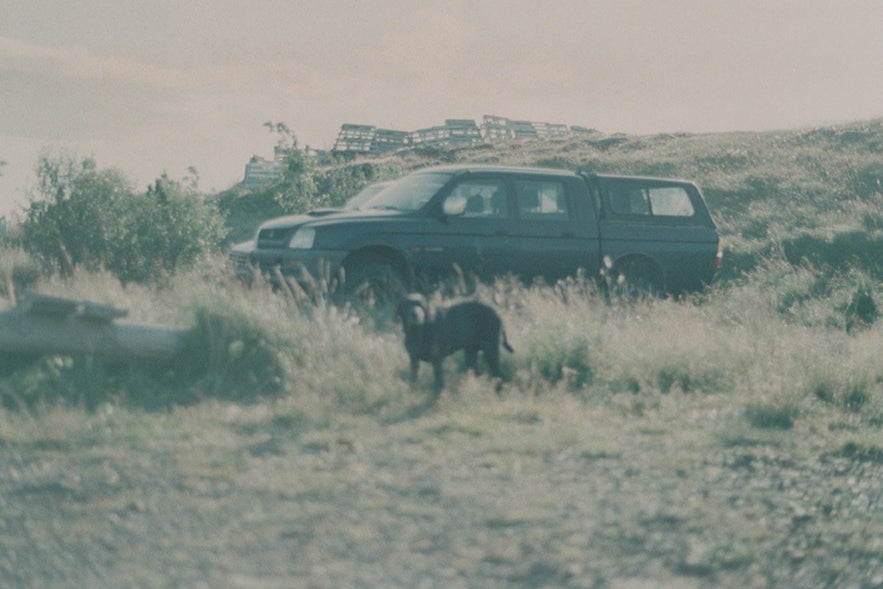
(0, 292, 188, 362)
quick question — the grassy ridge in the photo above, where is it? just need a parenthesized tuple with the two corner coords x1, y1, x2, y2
(221, 119, 883, 287)
(0, 120, 881, 587)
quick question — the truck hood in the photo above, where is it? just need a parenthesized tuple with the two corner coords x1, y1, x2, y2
(259, 208, 407, 231)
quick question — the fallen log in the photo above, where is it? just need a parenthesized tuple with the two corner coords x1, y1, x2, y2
(0, 292, 189, 362)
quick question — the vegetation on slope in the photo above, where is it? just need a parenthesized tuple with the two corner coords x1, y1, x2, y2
(0, 119, 880, 587)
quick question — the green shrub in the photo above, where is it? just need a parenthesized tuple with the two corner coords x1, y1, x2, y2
(214, 187, 288, 245)
(0, 354, 166, 411)
(844, 287, 878, 333)
(841, 384, 871, 411)
(313, 162, 400, 208)
(775, 265, 830, 316)
(782, 231, 883, 280)
(20, 156, 132, 275)
(19, 157, 224, 284)
(857, 194, 883, 231)
(111, 175, 225, 284)
(0, 301, 287, 411)
(0, 245, 40, 301)
(745, 401, 797, 430)
(657, 363, 693, 394)
(174, 303, 286, 403)
(837, 441, 883, 464)
(809, 366, 876, 415)
(532, 333, 593, 390)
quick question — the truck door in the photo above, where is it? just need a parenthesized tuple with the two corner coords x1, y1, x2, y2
(506, 175, 601, 282)
(418, 175, 515, 282)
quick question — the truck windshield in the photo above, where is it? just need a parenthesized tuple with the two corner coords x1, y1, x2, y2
(362, 172, 452, 212)
(343, 181, 392, 210)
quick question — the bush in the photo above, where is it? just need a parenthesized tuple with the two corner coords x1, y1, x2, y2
(0, 300, 287, 411)
(20, 156, 132, 274)
(174, 302, 286, 402)
(745, 401, 797, 430)
(112, 175, 225, 283)
(782, 231, 883, 280)
(19, 156, 224, 284)
(532, 332, 593, 390)
(0, 245, 40, 301)
(313, 162, 399, 208)
(844, 288, 878, 333)
(837, 441, 883, 464)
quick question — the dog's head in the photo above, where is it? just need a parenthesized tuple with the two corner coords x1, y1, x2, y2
(396, 293, 432, 329)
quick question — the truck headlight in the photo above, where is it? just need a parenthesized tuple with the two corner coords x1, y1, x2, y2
(288, 227, 315, 249)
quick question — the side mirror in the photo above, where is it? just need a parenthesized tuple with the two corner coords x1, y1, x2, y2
(442, 194, 467, 217)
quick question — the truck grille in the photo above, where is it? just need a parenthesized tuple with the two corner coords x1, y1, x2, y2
(229, 251, 254, 275)
(257, 228, 291, 248)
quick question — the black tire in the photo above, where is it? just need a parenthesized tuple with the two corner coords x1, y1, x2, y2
(614, 258, 664, 300)
(341, 254, 408, 310)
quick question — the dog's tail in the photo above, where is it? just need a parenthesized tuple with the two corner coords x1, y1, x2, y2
(501, 327, 514, 353)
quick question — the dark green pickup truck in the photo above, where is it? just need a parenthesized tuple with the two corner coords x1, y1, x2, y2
(231, 165, 722, 296)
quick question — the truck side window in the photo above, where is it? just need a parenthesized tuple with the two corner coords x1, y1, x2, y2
(514, 179, 570, 220)
(648, 187, 695, 217)
(449, 179, 509, 218)
(606, 183, 696, 219)
(609, 186, 650, 216)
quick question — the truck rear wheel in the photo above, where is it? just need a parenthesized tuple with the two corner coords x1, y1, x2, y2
(614, 258, 664, 299)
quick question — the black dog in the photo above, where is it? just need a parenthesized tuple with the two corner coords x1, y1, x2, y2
(396, 293, 514, 389)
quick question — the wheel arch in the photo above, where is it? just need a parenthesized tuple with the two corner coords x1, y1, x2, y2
(610, 253, 666, 291)
(341, 246, 412, 283)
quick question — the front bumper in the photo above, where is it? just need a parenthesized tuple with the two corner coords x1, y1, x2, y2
(230, 246, 348, 290)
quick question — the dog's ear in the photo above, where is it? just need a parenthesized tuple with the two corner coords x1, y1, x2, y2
(397, 294, 427, 326)
(416, 293, 438, 323)
(409, 303, 426, 325)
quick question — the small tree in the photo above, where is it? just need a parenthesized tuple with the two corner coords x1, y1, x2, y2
(20, 155, 224, 283)
(263, 122, 321, 213)
(113, 174, 225, 283)
(21, 156, 132, 274)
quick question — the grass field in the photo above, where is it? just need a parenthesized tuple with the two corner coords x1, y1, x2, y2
(0, 119, 881, 587)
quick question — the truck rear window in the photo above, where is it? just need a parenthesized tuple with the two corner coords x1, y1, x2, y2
(647, 187, 695, 217)
(607, 184, 695, 218)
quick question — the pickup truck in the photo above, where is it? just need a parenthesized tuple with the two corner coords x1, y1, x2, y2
(230, 165, 722, 297)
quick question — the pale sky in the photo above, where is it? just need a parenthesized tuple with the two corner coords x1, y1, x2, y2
(1, 0, 881, 217)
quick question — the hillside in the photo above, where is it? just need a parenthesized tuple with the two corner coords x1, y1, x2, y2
(221, 118, 883, 283)
(0, 119, 881, 588)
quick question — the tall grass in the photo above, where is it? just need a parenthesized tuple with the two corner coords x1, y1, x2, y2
(1, 252, 880, 428)
(1, 119, 881, 428)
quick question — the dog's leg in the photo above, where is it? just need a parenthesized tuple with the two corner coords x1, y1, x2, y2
(500, 327, 514, 353)
(464, 346, 479, 374)
(409, 356, 420, 382)
(484, 344, 502, 379)
(432, 358, 444, 391)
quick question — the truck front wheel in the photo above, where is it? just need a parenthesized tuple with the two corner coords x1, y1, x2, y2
(341, 253, 408, 309)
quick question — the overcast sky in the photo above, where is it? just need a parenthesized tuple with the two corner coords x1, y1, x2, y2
(1, 0, 881, 217)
